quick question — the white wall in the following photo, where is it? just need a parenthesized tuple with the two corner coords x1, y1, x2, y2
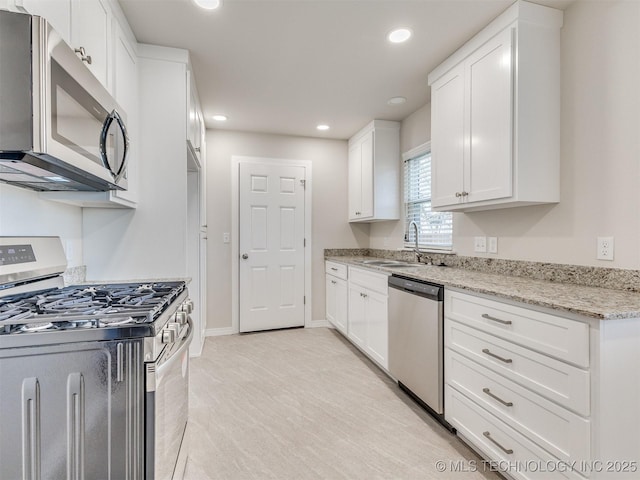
(82, 49, 189, 280)
(0, 184, 83, 266)
(372, 0, 640, 270)
(205, 130, 369, 330)
(369, 103, 431, 250)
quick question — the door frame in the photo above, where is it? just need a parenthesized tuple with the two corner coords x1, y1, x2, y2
(231, 156, 313, 334)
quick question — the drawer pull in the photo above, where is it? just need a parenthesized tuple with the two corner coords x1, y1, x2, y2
(483, 431, 514, 455)
(331, 280, 337, 285)
(482, 313, 512, 325)
(331, 267, 338, 271)
(482, 388, 513, 407)
(482, 348, 513, 364)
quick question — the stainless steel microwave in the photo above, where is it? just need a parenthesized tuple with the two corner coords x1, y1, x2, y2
(0, 10, 129, 192)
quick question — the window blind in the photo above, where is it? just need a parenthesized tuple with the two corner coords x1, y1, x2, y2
(404, 152, 453, 249)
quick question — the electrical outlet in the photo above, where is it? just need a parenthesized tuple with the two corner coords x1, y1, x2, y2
(223, 232, 230, 244)
(488, 237, 498, 254)
(474, 236, 487, 253)
(597, 236, 614, 261)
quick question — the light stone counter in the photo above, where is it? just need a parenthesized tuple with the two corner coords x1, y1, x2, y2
(327, 256, 640, 320)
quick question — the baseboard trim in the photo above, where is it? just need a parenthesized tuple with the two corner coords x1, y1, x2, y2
(306, 319, 332, 328)
(205, 327, 236, 337)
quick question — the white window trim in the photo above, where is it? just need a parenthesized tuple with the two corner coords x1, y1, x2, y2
(402, 141, 454, 252)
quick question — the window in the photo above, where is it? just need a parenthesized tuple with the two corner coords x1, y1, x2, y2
(404, 147, 453, 249)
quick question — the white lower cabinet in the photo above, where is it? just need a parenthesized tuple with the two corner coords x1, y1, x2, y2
(325, 261, 348, 336)
(445, 289, 591, 479)
(325, 262, 389, 371)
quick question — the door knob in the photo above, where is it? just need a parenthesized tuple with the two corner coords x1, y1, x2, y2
(242, 253, 249, 260)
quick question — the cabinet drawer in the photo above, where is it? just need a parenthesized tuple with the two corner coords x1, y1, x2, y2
(348, 266, 389, 295)
(325, 261, 348, 280)
(446, 291, 589, 368)
(446, 320, 590, 416)
(446, 349, 591, 469)
(446, 386, 585, 480)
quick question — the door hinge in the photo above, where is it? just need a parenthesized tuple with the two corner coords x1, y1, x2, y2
(300, 179, 306, 189)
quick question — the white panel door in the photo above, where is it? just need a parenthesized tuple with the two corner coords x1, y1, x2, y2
(239, 163, 306, 332)
(359, 131, 374, 219)
(365, 290, 388, 369)
(431, 63, 466, 208)
(466, 27, 513, 203)
(348, 144, 362, 220)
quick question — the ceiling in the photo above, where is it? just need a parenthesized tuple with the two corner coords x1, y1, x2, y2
(118, 0, 573, 140)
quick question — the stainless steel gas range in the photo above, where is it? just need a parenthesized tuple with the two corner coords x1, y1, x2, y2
(0, 236, 192, 480)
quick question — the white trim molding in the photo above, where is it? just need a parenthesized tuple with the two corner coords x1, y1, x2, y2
(402, 141, 431, 162)
(231, 156, 313, 335)
(205, 327, 236, 337)
(308, 319, 332, 329)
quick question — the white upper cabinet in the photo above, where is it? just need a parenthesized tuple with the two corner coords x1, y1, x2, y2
(70, 0, 110, 88)
(348, 120, 400, 222)
(15, 0, 71, 42)
(428, 0, 563, 212)
(8, 0, 112, 89)
(187, 70, 204, 165)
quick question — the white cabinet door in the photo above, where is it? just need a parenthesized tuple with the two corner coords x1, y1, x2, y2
(431, 63, 465, 208)
(326, 274, 337, 326)
(364, 289, 388, 369)
(71, 0, 110, 88)
(348, 284, 366, 349)
(465, 27, 513, 204)
(359, 131, 374, 219)
(348, 144, 362, 220)
(111, 23, 137, 205)
(326, 274, 348, 336)
(334, 277, 348, 335)
(18, 0, 71, 43)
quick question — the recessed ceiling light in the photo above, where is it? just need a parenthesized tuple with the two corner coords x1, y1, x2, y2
(387, 96, 407, 105)
(317, 124, 330, 131)
(193, 0, 222, 9)
(387, 28, 412, 44)
(212, 114, 227, 121)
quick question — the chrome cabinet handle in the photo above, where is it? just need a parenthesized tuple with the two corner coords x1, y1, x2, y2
(360, 292, 368, 298)
(455, 192, 462, 198)
(242, 253, 249, 260)
(482, 387, 513, 407)
(74, 47, 92, 64)
(461, 191, 469, 197)
(483, 431, 514, 454)
(330, 267, 338, 271)
(482, 313, 512, 325)
(331, 280, 337, 285)
(482, 348, 513, 364)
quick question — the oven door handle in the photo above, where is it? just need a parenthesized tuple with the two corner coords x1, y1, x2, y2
(151, 319, 193, 388)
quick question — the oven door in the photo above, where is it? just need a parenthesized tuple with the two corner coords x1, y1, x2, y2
(145, 320, 193, 480)
(38, 19, 129, 189)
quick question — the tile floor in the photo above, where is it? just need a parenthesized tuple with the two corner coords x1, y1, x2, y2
(183, 327, 499, 479)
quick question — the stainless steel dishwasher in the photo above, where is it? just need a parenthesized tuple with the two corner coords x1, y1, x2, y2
(388, 275, 452, 430)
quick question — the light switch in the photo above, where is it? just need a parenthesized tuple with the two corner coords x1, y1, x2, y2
(474, 236, 487, 253)
(488, 237, 498, 254)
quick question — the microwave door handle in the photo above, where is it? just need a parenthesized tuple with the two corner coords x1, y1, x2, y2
(99, 110, 130, 183)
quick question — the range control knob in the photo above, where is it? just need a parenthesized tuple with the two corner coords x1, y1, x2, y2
(179, 300, 194, 314)
(162, 326, 177, 344)
(174, 311, 188, 325)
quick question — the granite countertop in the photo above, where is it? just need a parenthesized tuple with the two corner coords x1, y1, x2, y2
(327, 256, 640, 320)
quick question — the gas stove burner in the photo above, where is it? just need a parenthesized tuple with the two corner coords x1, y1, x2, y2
(21, 322, 54, 333)
(80, 286, 98, 295)
(99, 316, 135, 327)
(136, 284, 154, 294)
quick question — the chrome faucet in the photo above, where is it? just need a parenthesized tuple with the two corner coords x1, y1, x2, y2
(409, 221, 423, 263)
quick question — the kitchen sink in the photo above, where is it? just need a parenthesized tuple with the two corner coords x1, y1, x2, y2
(359, 260, 419, 268)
